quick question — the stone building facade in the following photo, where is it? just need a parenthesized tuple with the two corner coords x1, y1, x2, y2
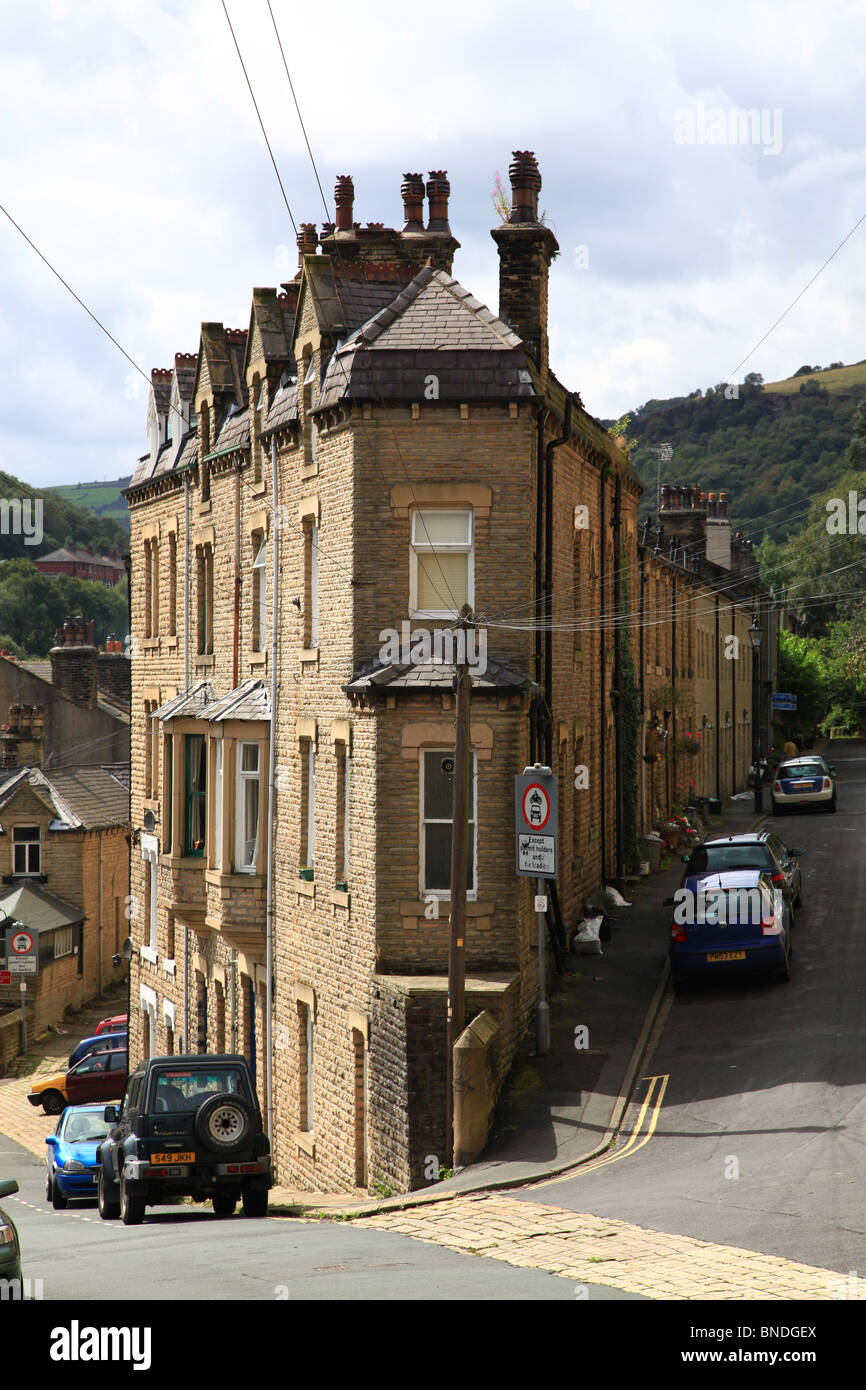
(0, 765, 130, 1059)
(124, 154, 772, 1193)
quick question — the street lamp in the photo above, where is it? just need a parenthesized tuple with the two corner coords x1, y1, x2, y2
(748, 614, 763, 812)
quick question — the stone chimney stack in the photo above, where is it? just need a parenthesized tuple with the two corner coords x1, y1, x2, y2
(97, 635, 131, 705)
(50, 614, 98, 710)
(334, 175, 355, 231)
(490, 151, 559, 382)
(658, 482, 708, 559)
(0, 703, 45, 769)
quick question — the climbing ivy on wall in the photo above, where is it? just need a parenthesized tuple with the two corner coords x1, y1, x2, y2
(620, 549, 642, 873)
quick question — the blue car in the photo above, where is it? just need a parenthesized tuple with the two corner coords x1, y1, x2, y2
(668, 869, 792, 991)
(68, 1030, 127, 1069)
(45, 1104, 113, 1209)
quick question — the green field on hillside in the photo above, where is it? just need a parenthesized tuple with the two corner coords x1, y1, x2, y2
(764, 362, 866, 396)
(50, 478, 131, 528)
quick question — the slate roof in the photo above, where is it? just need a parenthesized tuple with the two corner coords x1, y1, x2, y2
(211, 405, 250, 455)
(0, 766, 130, 830)
(261, 378, 298, 435)
(205, 679, 270, 722)
(154, 681, 217, 721)
(345, 653, 533, 693)
(0, 881, 83, 933)
(37, 546, 124, 570)
(30, 766, 130, 829)
(318, 266, 534, 408)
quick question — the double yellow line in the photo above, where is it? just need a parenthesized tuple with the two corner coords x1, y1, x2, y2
(542, 1073, 670, 1187)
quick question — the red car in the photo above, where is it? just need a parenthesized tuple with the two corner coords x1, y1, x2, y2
(65, 1050, 128, 1107)
(94, 1014, 127, 1036)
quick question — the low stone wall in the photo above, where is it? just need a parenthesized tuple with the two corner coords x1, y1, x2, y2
(369, 972, 521, 1191)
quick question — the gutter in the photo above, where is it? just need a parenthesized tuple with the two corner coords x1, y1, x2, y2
(599, 466, 607, 877)
(543, 396, 572, 766)
(613, 472, 623, 878)
(532, 404, 548, 762)
(265, 436, 279, 1153)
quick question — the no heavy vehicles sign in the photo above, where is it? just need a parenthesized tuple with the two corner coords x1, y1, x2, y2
(515, 768, 558, 880)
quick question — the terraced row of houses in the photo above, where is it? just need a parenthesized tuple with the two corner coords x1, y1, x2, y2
(125, 153, 775, 1192)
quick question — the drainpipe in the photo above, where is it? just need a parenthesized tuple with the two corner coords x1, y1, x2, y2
(184, 473, 190, 692)
(233, 463, 241, 690)
(639, 556, 646, 834)
(98, 830, 104, 991)
(671, 574, 677, 814)
(599, 464, 607, 877)
(265, 435, 279, 1148)
(183, 469, 190, 1052)
(543, 396, 572, 766)
(613, 472, 623, 878)
(730, 600, 737, 794)
(714, 594, 721, 801)
(532, 405, 548, 763)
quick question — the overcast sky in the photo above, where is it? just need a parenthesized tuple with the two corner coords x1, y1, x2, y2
(2, 0, 865, 487)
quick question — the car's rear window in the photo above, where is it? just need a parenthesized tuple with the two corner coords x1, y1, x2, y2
(692, 886, 771, 925)
(150, 1067, 248, 1112)
(781, 763, 824, 778)
(690, 844, 773, 873)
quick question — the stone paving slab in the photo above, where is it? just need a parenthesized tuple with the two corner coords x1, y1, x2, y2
(360, 1194, 840, 1300)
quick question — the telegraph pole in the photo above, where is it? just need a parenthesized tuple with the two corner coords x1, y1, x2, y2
(446, 605, 473, 1166)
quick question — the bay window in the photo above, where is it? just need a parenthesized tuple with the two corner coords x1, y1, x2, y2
(235, 742, 260, 873)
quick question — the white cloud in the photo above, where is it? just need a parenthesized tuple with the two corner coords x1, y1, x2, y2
(1, 0, 866, 478)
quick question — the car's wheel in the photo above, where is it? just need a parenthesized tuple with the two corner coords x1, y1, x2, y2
(776, 945, 792, 983)
(828, 796, 837, 813)
(50, 1174, 68, 1210)
(120, 1175, 145, 1226)
(194, 1093, 254, 1155)
(98, 1170, 120, 1220)
(672, 974, 688, 994)
(241, 1187, 268, 1218)
(212, 1192, 236, 1217)
(772, 800, 786, 817)
(42, 1091, 65, 1116)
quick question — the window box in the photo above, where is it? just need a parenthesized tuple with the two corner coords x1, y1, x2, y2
(299, 867, 315, 882)
(335, 880, 348, 893)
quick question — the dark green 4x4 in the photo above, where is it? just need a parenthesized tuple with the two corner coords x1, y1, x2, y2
(96, 1054, 272, 1226)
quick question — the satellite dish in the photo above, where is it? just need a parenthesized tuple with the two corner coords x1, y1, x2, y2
(143, 810, 156, 833)
(122, 937, 134, 961)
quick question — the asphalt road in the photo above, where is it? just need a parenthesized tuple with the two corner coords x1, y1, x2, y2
(0, 1133, 641, 1301)
(524, 743, 866, 1276)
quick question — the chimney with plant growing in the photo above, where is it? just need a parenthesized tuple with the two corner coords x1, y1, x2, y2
(490, 151, 559, 384)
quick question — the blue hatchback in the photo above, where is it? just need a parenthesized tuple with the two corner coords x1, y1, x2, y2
(668, 869, 792, 991)
(68, 1030, 127, 1069)
(45, 1105, 113, 1209)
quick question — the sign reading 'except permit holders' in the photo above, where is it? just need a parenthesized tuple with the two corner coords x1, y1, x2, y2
(515, 768, 558, 880)
(4, 925, 39, 975)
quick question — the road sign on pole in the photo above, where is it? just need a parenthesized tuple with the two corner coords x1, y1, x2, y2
(516, 766, 558, 1058)
(4, 925, 38, 976)
(515, 768, 558, 880)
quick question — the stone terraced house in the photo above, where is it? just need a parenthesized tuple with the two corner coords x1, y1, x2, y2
(124, 152, 770, 1193)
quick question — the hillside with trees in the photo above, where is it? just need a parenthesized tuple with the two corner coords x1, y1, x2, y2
(609, 362, 866, 542)
(0, 469, 129, 656)
(0, 469, 128, 561)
